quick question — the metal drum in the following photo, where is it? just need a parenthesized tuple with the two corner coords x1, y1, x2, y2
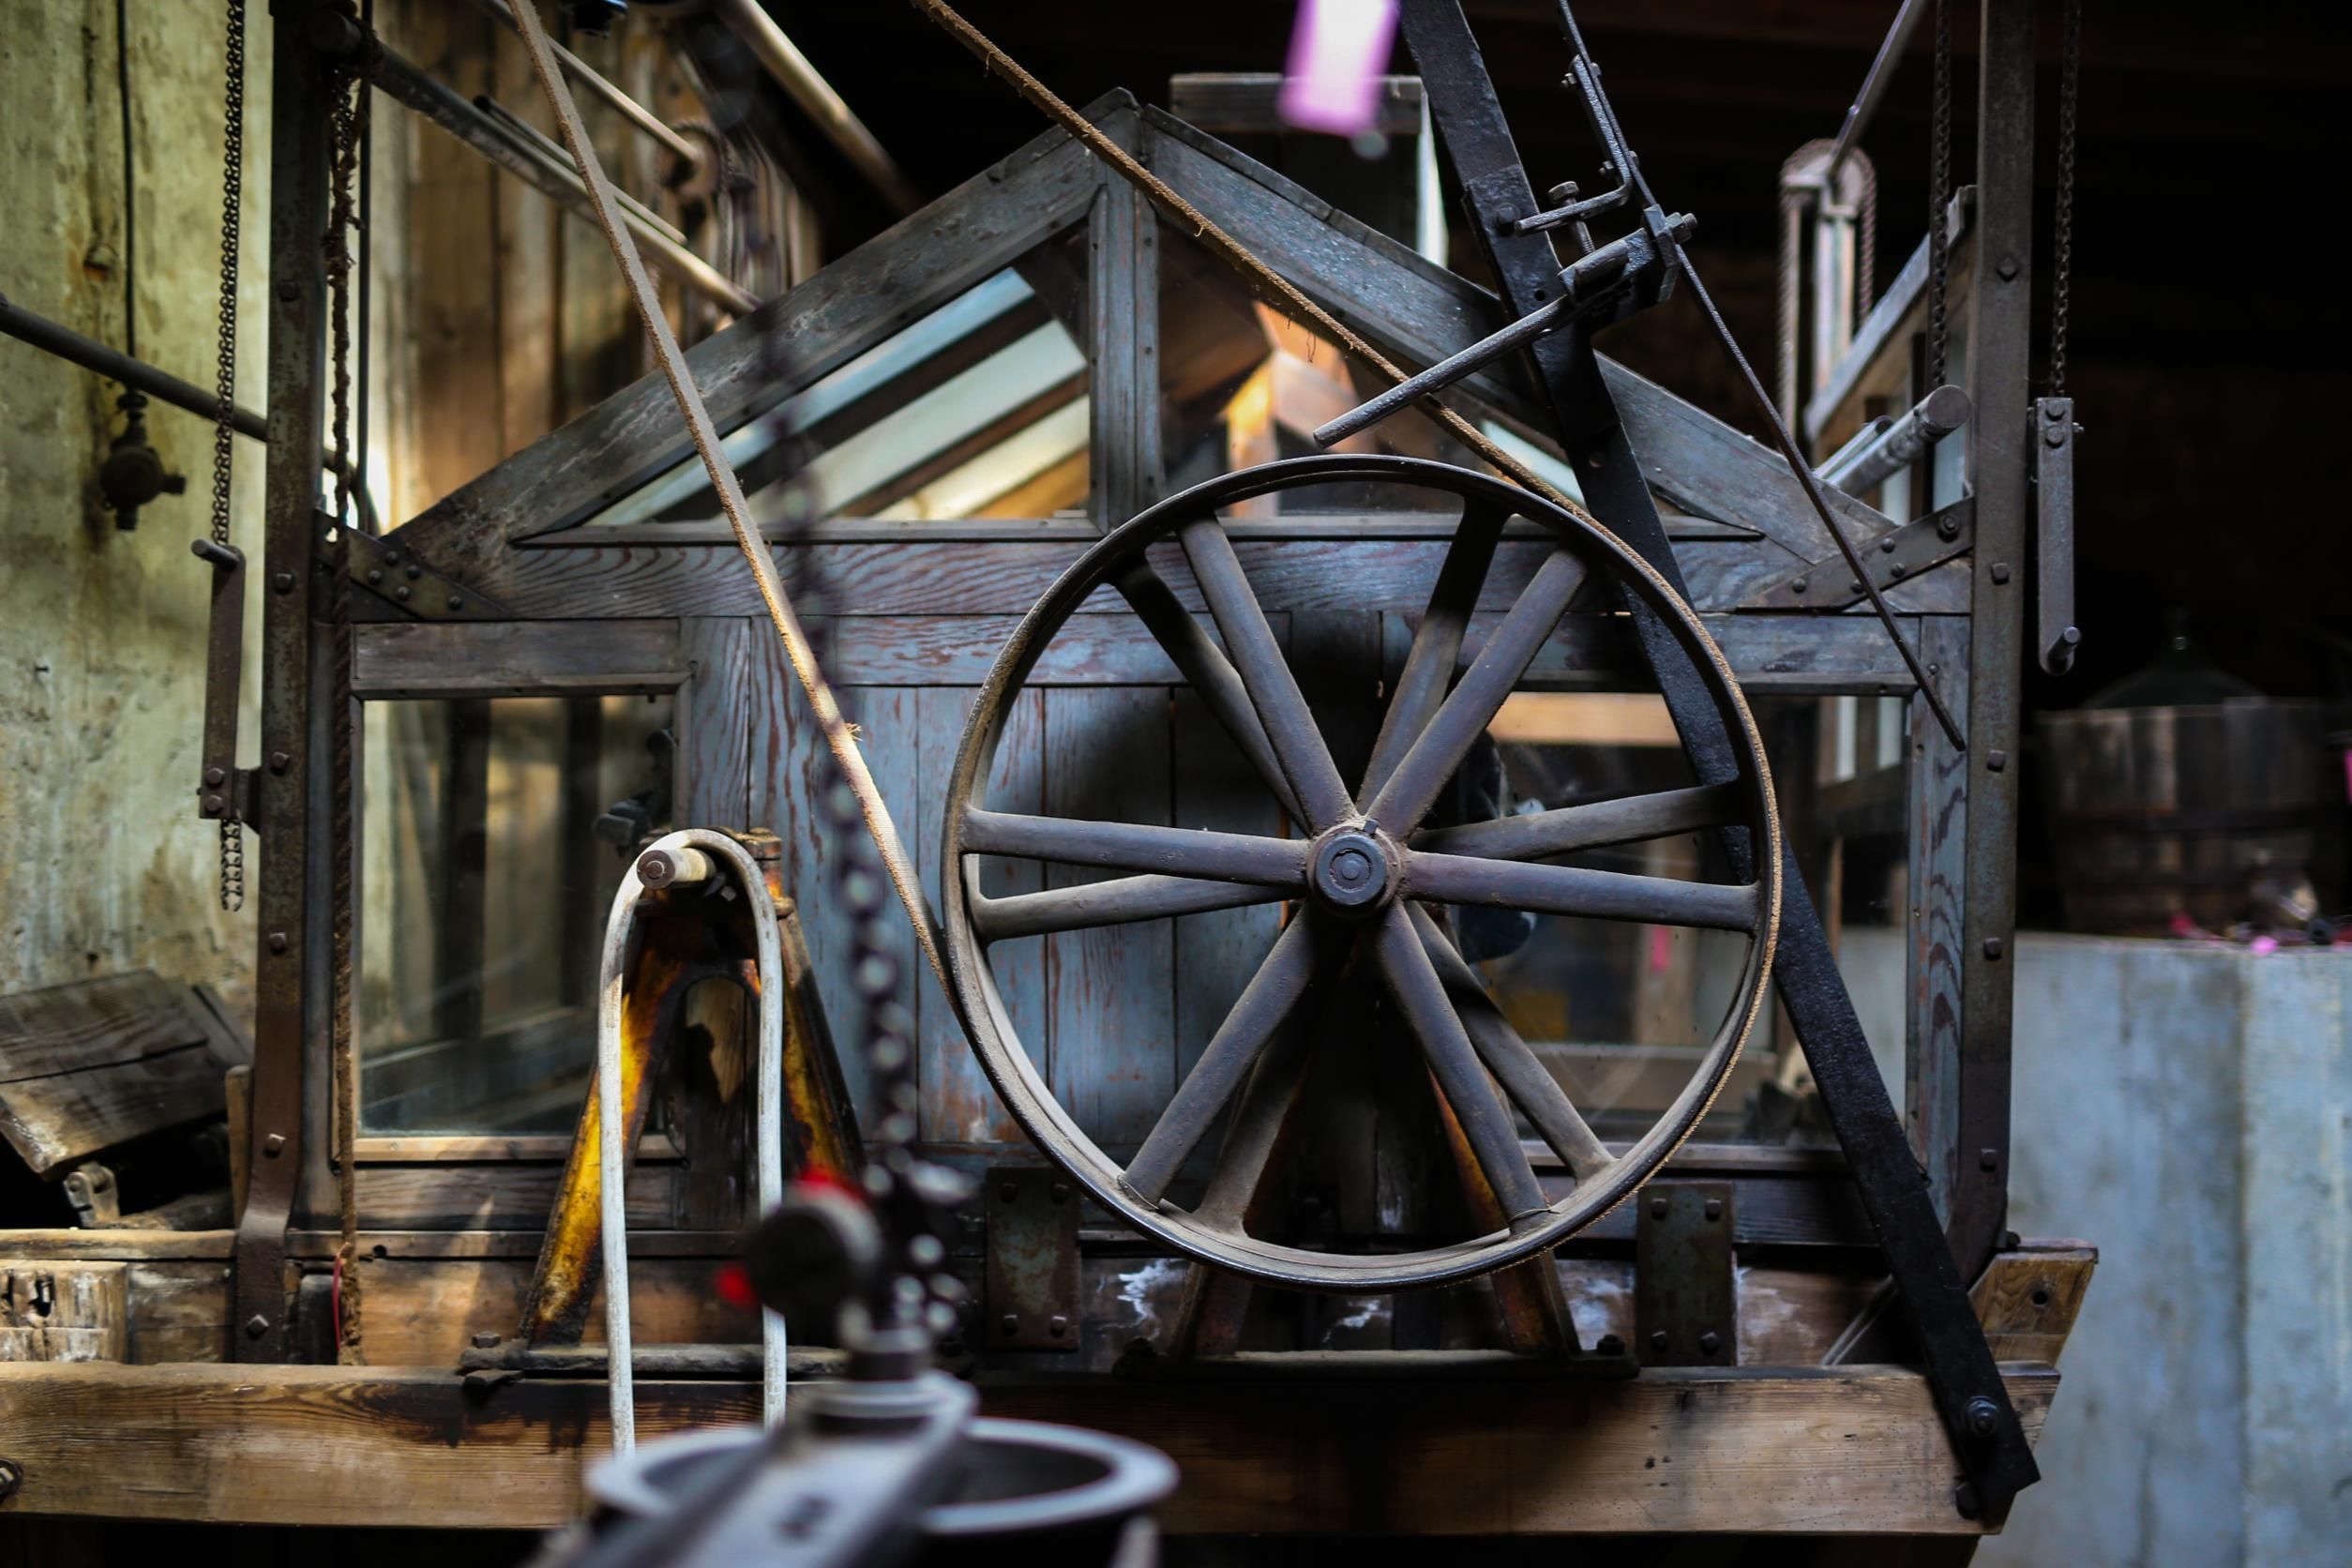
(2036, 699, 2348, 936)
(590, 1415, 1177, 1566)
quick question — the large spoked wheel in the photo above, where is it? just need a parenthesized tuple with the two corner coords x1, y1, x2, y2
(942, 455, 1782, 1292)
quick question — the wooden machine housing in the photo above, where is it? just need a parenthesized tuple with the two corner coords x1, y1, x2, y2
(0, 0, 2091, 1544)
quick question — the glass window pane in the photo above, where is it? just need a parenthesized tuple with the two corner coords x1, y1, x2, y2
(359, 693, 674, 1132)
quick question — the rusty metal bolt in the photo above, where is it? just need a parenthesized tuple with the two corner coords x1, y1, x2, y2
(1698, 1330, 1722, 1355)
(0, 1457, 22, 1502)
(1966, 1395, 2002, 1438)
(1983, 937, 2004, 959)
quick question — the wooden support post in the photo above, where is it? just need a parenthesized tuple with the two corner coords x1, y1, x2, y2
(234, 10, 337, 1364)
(1907, 619, 1969, 1203)
(431, 700, 492, 1047)
(1088, 172, 1161, 530)
(1952, 0, 2037, 1273)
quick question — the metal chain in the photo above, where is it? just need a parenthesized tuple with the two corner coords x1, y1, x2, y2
(2049, 0, 2082, 399)
(1926, 0, 1952, 389)
(210, 0, 247, 913)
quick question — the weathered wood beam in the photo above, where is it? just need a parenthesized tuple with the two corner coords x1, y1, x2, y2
(0, 1361, 2056, 1533)
(386, 95, 1140, 586)
(353, 620, 687, 697)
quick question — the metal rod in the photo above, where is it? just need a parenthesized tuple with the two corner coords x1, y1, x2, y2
(711, 0, 924, 215)
(3, 289, 377, 532)
(1820, 383, 1969, 494)
(1827, 0, 1931, 179)
(4, 291, 266, 440)
(460, 0, 703, 170)
(368, 43, 759, 315)
(1314, 294, 1568, 447)
(476, 94, 691, 247)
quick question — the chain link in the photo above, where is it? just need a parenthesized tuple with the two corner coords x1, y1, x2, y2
(2049, 0, 2082, 399)
(210, 0, 247, 913)
(1926, 0, 1952, 390)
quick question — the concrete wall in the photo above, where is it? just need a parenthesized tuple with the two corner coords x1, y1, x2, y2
(0, 2, 277, 1005)
(1952, 938, 2352, 1566)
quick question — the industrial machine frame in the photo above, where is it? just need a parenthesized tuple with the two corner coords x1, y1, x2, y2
(0, 0, 2094, 1545)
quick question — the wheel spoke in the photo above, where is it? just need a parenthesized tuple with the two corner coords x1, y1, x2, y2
(1180, 517, 1353, 831)
(1405, 850, 1762, 931)
(1115, 563, 1303, 821)
(1124, 915, 1324, 1203)
(1369, 906, 1551, 1221)
(1413, 781, 1744, 861)
(972, 874, 1286, 942)
(1363, 548, 1588, 834)
(1409, 906, 1613, 1178)
(1360, 498, 1511, 801)
(962, 808, 1306, 886)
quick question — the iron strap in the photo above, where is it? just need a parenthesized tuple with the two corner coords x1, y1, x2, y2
(1405, 0, 2036, 1520)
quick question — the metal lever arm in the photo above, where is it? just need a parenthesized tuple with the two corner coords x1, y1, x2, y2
(2033, 396, 2080, 673)
(1313, 212, 1695, 447)
(192, 537, 254, 828)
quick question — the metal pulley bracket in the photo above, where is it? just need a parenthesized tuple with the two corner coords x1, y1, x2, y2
(2033, 397, 2080, 674)
(1634, 1181, 1735, 1367)
(985, 1166, 1081, 1352)
(347, 527, 507, 619)
(191, 535, 257, 830)
(1741, 495, 1975, 611)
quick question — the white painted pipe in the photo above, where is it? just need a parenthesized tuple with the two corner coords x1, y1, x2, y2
(598, 828, 790, 1452)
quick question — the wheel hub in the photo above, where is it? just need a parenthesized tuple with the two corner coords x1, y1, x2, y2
(1308, 821, 1396, 915)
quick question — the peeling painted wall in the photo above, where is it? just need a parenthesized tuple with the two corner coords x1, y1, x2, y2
(0, 1, 276, 1008)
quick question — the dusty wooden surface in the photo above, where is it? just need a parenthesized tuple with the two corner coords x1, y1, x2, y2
(0, 972, 243, 1177)
(0, 1359, 2053, 1533)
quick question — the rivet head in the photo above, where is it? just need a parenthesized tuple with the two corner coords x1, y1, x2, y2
(999, 1314, 1018, 1336)
(276, 279, 297, 302)
(446, 596, 464, 612)
(366, 569, 383, 585)
(1986, 749, 2008, 773)
(1983, 937, 2004, 959)
(1990, 562, 2012, 584)
(1698, 1330, 1721, 1355)
(1790, 577, 1809, 595)
(2044, 424, 2068, 447)
(1980, 1146, 1999, 1171)
(1880, 535, 1898, 553)
(267, 931, 289, 954)
(1848, 579, 1864, 596)
(1998, 254, 2020, 280)
(269, 751, 292, 773)
(1050, 1183, 1070, 1204)
(1649, 1330, 1669, 1353)
(998, 1181, 1018, 1202)
(1703, 1198, 1723, 1222)
(272, 571, 294, 594)
(264, 1133, 287, 1157)
(404, 565, 421, 580)
(1649, 1196, 1668, 1219)
(201, 794, 223, 817)
(1890, 563, 1907, 579)
(395, 585, 412, 602)
(1048, 1316, 1069, 1338)
(244, 1313, 271, 1338)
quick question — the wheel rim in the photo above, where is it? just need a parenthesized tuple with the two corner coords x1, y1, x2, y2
(942, 455, 1782, 1292)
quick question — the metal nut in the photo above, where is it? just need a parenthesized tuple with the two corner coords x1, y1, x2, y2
(1048, 1315, 1069, 1338)
(472, 1332, 503, 1349)
(264, 1133, 287, 1157)
(1990, 562, 2012, 584)
(1649, 1331, 1669, 1353)
(1966, 1395, 2002, 1437)
(272, 571, 294, 594)
(204, 766, 226, 787)
(1985, 749, 2008, 773)
(244, 1313, 271, 1338)
(1698, 1330, 1721, 1355)
(1703, 1198, 1723, 1222)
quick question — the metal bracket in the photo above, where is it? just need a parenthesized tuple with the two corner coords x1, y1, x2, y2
(192, 537, 257, 829)
(2033, 397, 2079, 673)
(347, 528, 508, 619)
(1635, 1181, 1735, 1366)
(1741, 494, 1976, 611)
(985, 1166, 1080, 1352)
(62, 1162, 121, 1228)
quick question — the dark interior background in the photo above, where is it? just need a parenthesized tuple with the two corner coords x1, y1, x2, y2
(766, 0, 2350, 716)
